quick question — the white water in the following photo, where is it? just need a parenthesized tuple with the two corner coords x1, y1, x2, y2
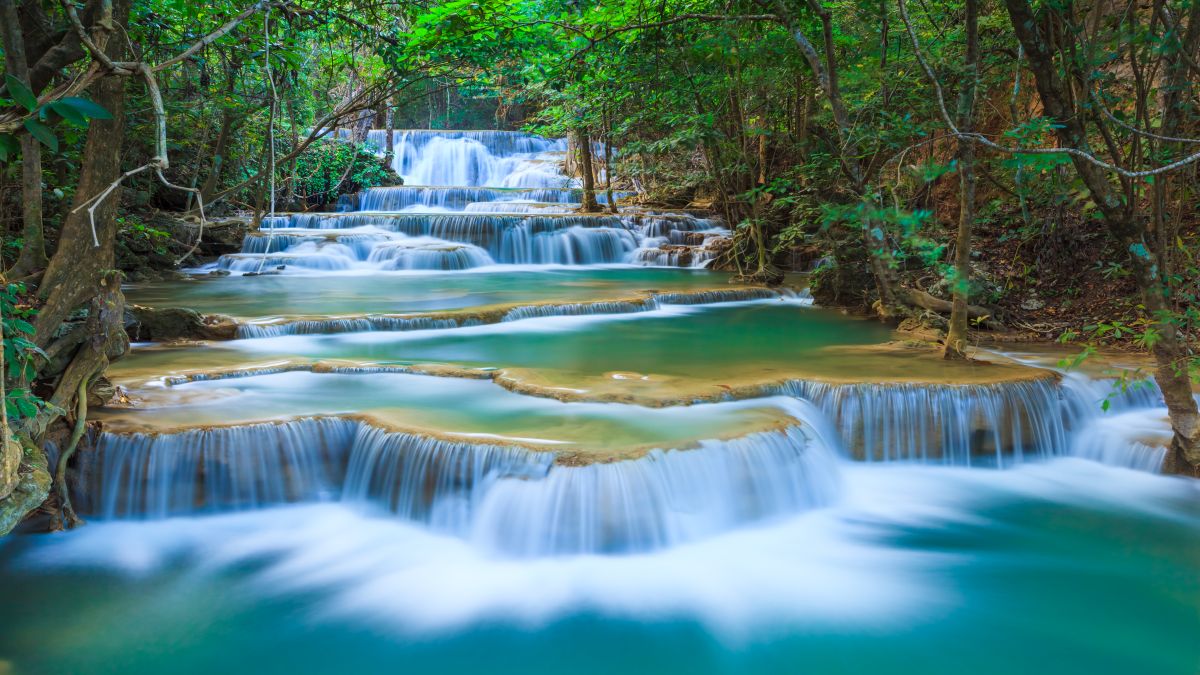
(23, 457, 1197, 640)
(200, 130, 725, 273)
(86, 416, 839, 556)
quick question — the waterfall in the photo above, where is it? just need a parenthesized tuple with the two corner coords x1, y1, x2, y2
(779, 379, 1069, 465)
(341, 425, 554, 534)
(89, 418, 357, 518)
(366, 239, 496, 270)
(779, 375, 1172, 469)
(1059, 372, 1171, 470)
(470, 427, 840, 556)
(237, 316, 476, 339)
(358, 130, 571, 187)
(198, 129, 716, 271)
(84, 418, 842, 555)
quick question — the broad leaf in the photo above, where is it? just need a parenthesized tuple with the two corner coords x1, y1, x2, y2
(5, 74, 38, 112)
(57, 96, 113, 120)
(23, 119, 58, 152)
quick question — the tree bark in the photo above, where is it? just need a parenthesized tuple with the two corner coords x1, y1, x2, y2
(603, 109, 617, 213)
(34, 0, 129, 347)
(1, 0, 48, 276)
(575, 128, 600, 212)
(944, 0, 979, 359)
(384, 95, 396, 171)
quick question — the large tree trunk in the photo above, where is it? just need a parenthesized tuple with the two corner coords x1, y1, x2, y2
(1005, 0, 1200, 471)
(34, 0, 129, 346)
(1, 0, 48, 276)
(575, 128, 600, 212)
(944, 0, 979, 359)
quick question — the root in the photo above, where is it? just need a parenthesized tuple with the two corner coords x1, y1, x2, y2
(53, 375, 91, 530)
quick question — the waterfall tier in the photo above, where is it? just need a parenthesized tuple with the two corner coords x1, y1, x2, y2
(82, 418, 838, 555)
(778, 375, 1167, 469)
(223, 129, 722, 270)
(223, 213, 722, 271)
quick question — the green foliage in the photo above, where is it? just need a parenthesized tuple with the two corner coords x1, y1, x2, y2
(1, 284, 47, 422)
(284, 139, 394, 206)
(0, 75, 111, 159)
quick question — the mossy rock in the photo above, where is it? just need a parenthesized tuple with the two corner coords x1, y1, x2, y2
(0, 440, 51, 536)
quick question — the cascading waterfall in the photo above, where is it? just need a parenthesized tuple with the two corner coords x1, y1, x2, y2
(357, 186, 625, 211)
(86, 418, 358, 518)
(470, 427, 840, 556)
(83, 418, 840, 555)
(364, 130, 570, 187)
(219, 215, 718, 270)
(779, 379, 1067, 464)
(105, 127, 1181, 570)
(778, 375, 1171, 468)
(206, 130, 722, 272)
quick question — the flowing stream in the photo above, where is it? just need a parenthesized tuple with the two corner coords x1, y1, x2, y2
(2, 130, 1197, 674)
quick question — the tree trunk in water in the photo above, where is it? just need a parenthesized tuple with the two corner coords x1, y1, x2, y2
(603, 112, 616, 213)
(384, 97, 396, 172)
(575, 128, 600, 212)
(1, 0, 48, 276)
(944, 0, 979, 359)
(34, 0, 129, 346)
(1005, 0, 1200, 471)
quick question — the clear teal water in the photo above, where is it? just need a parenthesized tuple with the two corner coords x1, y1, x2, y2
(1, 461, 1197, 674)
(96, 371, 794, 450)
(110, 302, 896, 390)
(124, 268, 755, 318)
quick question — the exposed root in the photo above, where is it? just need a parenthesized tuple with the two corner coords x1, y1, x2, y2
(53, 377, 91, 530)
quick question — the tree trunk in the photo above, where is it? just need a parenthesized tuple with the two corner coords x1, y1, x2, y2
(944, 0, 979, 359)
(198, 109, 235, 206)
(34, 0, 129, 346)
(1005, 0, 1200, 470)
(575, 128, 600, 212)
(603, 110, 617, 213)
(384, 96, 396, 171)
(1, 0, 48, 276)
(765, 0, 903, 318)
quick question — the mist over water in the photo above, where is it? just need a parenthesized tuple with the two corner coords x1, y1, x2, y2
(3, 459, 1197, 675)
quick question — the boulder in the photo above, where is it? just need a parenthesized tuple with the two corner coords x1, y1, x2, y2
(125, 305, 239, 342)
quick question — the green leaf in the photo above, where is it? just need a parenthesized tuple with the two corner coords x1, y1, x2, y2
(12, 395, 37, 419)
(0, 134, 17, 163)
(49, 100, 88, 126)
(57, 96, 112, 120)
(23, 119, 57, 152)
(5, 74, 38, 112)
